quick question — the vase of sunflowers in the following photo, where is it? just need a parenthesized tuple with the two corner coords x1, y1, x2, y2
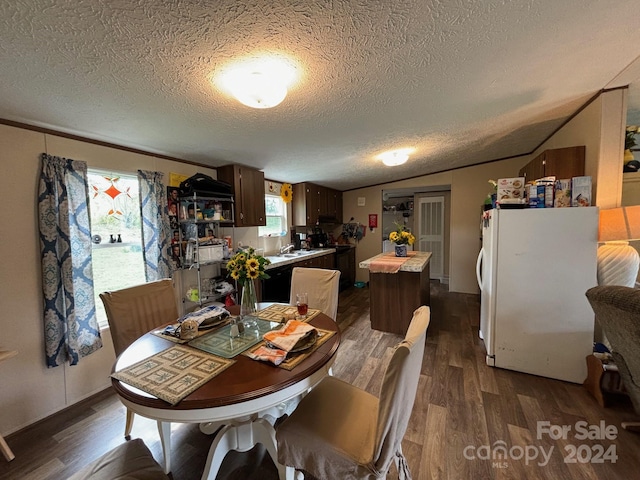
(240, 278, 258, 318)
(389, 223, 415, 257)
(226, 248, 271, 318)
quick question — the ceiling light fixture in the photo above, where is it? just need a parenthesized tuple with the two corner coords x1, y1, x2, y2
(378, 148, 415, 167)
(219, 57, 297, 109)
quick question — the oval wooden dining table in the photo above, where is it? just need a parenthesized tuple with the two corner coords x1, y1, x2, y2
(111, 306, 340, 480)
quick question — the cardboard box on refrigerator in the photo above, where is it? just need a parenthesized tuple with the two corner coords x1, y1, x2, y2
(571, 176, 592, 207)
(496, 177, 525, 202)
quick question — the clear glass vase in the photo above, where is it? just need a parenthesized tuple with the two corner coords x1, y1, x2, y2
(240, 279, 258, 318)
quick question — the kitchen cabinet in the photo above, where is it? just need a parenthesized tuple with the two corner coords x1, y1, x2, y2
(335, 246, 355, 291)
(296, 252, 336, 269)
(259, 250, 337, 302)
(216, 164, 266, 227)
(326, 188, 343, 223)
(518, 146, 585, 182)
(292, 182, 343, 226)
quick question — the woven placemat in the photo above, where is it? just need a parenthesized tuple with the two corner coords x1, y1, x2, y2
(255, 304, 321, 323)
(111, 345, 235, 405)
(243, 328, 336, 371)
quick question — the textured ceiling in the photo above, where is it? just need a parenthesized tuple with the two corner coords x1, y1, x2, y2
(1, 0, 640, 190)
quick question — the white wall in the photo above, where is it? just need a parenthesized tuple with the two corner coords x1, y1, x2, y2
(532, 89, 626, 208)
(344, 159, 525, 293)
(0, 124, 216, 437)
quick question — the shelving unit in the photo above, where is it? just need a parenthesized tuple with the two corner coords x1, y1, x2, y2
(382, 196, 414, 239)
(173, 193, 235, 313)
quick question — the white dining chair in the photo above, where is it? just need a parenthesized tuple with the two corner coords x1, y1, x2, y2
(100, 279, 179, 439)
(276, 306, 431, 479)
(289, 267, 341, 321)
(100, 278, 180, 473)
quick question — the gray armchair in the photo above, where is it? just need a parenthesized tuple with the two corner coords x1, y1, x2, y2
(586, 285, 640, 431)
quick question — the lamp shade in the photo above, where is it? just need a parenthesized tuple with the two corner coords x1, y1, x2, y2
(597, 205, 640, 288)
(598, 205, 640, 242)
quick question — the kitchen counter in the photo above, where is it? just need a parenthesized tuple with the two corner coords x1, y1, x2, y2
(359, 251, 431, 273)
(359, 251, 431, 335)
(264, 248, 336, 270)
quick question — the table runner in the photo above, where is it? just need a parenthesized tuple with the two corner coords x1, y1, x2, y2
(243, 328, 336, 370)
(369, 251, 418, 274)
(111, 345, 235, 405)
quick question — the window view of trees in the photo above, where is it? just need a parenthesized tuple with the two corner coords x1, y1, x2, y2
(260, 195, 287, 236)
(88, 171, 145, 328)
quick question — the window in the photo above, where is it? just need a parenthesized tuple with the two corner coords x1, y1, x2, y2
(259, 194, 288, 237)
(88, 170, 146, 329)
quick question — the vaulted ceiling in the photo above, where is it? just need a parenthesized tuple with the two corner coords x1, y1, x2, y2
(1, 1, 640, 190)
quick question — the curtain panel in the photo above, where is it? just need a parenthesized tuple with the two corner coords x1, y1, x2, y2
(138, 170, 172, 280)
(38, 153, 102, 367)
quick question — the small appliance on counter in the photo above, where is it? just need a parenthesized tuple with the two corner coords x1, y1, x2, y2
(309, 232, 328, 248)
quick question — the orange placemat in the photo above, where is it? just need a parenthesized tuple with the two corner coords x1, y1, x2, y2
(369, 251, 417, 273)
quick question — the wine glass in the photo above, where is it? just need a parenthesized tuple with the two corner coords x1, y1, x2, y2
(296, 293, 308, 320)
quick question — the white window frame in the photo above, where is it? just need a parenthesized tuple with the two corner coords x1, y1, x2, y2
(259, 193, 288, 237)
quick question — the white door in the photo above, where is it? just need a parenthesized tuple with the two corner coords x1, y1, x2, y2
(416, 196, 444, 280)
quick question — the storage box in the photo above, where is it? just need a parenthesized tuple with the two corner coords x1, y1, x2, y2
(554, 179, 571, 208)
(197, 244, 223, 262)
(571, 176, 592, 207)
(526, 184, 538, 207)
(497, 177, 525, 203)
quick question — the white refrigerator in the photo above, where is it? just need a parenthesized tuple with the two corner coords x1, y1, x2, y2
(475, 207, 598, 383)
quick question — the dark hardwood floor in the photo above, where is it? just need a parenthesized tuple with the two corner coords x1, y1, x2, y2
(2, 282, 639, 479)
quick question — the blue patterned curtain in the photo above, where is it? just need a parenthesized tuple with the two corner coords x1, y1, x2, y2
(38, 153, 102, 367)
(138, 170, 172, 280)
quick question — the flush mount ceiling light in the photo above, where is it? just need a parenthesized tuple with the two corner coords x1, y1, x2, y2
(377, 148, 415, 167)
(218, 57, 297, 109)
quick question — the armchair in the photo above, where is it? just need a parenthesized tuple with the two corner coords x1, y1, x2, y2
(586, 285, 640, 430)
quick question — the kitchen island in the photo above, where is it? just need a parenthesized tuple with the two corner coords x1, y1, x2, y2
(359, 251, 431, 335)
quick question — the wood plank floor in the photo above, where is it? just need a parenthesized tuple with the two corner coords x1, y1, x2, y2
(2, 282, 639, 479)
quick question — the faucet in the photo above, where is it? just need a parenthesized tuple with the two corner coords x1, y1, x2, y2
(280, 243, 295, 254)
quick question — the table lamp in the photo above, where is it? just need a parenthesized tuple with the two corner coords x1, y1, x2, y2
(597, 205, 640, 287)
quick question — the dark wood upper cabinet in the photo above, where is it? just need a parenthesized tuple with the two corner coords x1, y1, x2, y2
(216, 164, 266, 227)
(292, 182, 343, 226)
(519, 146, 586, 182)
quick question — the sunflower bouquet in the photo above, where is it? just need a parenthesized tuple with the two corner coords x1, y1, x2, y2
(226, 247, 271, 286)
(389, 223, 415, 246)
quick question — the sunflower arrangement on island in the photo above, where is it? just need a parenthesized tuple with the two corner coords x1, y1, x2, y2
(226, 247, 271, 286)
(389, 222, 416, 246)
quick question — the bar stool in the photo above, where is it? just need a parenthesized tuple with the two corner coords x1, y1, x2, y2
(0, 349, 17, 462)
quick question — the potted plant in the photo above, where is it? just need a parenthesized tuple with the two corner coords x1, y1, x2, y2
(389, 223, 415, 257)
(226, 248, 271, 319)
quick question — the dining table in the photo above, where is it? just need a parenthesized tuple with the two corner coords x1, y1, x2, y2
(110, 304, 340, 480)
